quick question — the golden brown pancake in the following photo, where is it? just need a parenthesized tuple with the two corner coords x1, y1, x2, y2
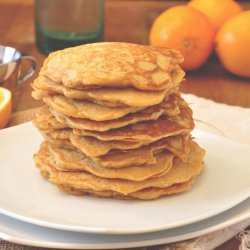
(70, 134, 189, 161)
(34, 140, 205, 195)
(33, 93, 180, 132)
(32, 106, 67, 130)
(167, 95, 194, 128)
(43, 95, 146, 121)
(31, 89, 48, 101)
(40, 42, 184, 91)
(36, 141, 174, 181)
(40, 112, 192, 149)
(72, 135, 190, 167)
(32, 93, 180, 132)
(57, 180, 194, 200)
(31, 42, 205, 201)
(32, 76, 170, 107)
(38, 128, 71, 140)
(70, 134, 142, 156)
(73, 107, 194, 143)
(51, 140, 160, 169)
(41, 129, 190, 162)
(50, 94, 180, 131)
(45, 138, 74, 149)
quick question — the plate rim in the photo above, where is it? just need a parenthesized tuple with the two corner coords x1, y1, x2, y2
(0, 194, 249, 235)
(0, 199, 249, 249)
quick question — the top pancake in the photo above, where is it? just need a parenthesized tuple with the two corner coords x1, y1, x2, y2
(39, 42, 184, 91)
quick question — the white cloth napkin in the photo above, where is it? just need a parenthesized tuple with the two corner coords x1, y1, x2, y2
(160, 94, 250, 250)
(183, 94, 250, 144)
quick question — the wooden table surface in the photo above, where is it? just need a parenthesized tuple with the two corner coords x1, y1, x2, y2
(0, 1, 249, 250)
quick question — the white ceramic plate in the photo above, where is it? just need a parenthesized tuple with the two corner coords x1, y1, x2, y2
(0, 199, 249, 249)
(0, 122, 249, 234)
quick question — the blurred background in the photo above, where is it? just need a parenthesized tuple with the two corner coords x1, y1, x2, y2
(0, 0, 249, 115)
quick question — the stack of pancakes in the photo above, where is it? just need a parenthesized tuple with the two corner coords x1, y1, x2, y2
(32, 42, 205, 200)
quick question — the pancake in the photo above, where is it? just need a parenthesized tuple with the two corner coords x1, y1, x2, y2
(41, 112, 192, 151)
(70, 135, 142, 156)
(97, 135, 190, 166)
(38, 128, 189, 168)
(73, 106, 194, 142)
(31, 89, 48, 101)
(34, 140, 205, 195)
(32, 42, 205, 201)
(41, 129, 190, 163)
(38, 128, 71, 140)
(32, 106, 67, 130)
(45, 138, 74, 149)
(167, 95, 194, 128)
(90, 138, 189, 168)
(51, 140, 160, 169)
(50, 94, 180, 131)
(32, 76, 169, 107)
(36, 141, 174, 181)
(72, 136, 190, 167)
(70, 134, 189, 161)
(40, 42, 184, 91)
(43, 95, 146, 121)
(57, 179, 194, 200)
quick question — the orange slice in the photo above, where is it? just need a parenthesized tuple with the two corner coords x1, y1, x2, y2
(0, 87, 12, 129)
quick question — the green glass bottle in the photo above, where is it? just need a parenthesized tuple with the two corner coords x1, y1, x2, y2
(35, 0, 104, 54)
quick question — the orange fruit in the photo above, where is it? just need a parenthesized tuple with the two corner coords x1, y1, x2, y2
(0, 87, 12, 129)
(188, 0, 243, 31)
(215, 11, 250, 78)
(149, 5, 215, 70)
